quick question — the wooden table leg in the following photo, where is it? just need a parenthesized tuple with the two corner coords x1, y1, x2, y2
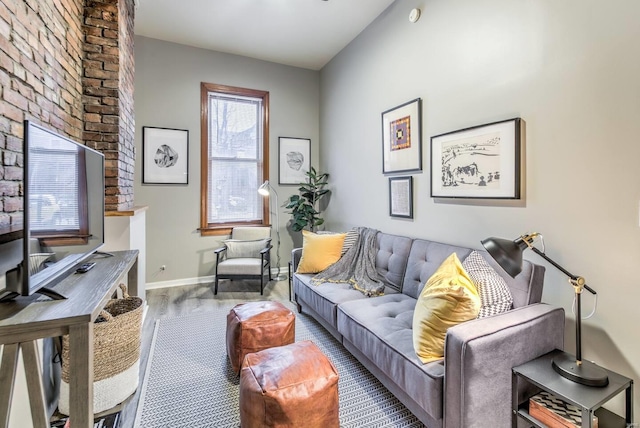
(0, 343, 19, 428)
(69, 323, 93, 428)
(21, 341, 48, 427)
(128, 256, 139, 298)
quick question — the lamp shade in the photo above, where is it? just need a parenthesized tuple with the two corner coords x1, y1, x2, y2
(258, 181, 270, 196)
(480, 236, 529, 278)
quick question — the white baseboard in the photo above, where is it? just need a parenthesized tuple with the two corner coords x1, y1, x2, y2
(145, 267, 287, 290)
(146, 275, 215, 290)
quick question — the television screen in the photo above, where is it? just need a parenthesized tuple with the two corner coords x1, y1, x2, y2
(0, 121, 105, 301)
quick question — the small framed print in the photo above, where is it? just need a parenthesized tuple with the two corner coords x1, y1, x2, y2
(382, 98, 422, 174)
(389, 176, 413, 218)
(430, 118, 522, 199)
(279, 137, 311, 185)
(142, 126, 189, 184)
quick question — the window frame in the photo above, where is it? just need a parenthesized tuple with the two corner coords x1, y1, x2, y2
(200, 82, 270, 236)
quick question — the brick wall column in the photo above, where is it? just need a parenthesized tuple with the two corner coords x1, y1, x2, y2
(82, 0, 135, 211)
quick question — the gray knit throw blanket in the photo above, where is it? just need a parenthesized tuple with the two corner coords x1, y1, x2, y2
(310, 227, 385, 297)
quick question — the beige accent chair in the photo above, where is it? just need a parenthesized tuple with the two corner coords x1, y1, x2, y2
(214, 226, 273, 295)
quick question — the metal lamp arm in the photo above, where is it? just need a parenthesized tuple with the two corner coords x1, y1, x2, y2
(529, 246, 596, 295)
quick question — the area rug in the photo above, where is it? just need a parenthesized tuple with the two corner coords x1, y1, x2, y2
(134, 301, 424, 427)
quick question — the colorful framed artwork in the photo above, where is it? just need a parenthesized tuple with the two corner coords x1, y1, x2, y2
(430, 118, 522, 199)
(389, 176, 413, 218)
(142, 126, 189, 184)
(279, 137, 311, 185)
(381, 98, 422, 174)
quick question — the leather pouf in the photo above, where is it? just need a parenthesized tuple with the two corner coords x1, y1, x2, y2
(239, 340, 339, 428)
(226, 301, 295, 373)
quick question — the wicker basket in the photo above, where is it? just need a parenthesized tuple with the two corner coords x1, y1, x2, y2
(58, 284, 143, 415)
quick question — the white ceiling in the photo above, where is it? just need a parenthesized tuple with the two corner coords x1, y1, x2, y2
(134, 0, 396, 71)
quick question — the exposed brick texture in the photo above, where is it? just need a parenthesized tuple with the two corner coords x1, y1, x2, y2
(0, 0, 135, 225)
(83, 0, 135, 211)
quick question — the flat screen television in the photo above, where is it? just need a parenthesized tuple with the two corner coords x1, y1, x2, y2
(0, 120, 105, 301)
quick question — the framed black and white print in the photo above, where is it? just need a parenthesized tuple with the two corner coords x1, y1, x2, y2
(382, 98, 422, 174)
(279, 137, 310, 185)
(142, 127, 189, 184)
(430, 118, 522, 199)
(389, 176, 413, 218)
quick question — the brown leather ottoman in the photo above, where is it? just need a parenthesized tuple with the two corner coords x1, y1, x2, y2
(239, 340, 339, 428)
(226, 301, 295, 373)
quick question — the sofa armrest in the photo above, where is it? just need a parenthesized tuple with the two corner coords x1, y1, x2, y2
(291, 248, 303, 272)
(443, 303, 565, 428)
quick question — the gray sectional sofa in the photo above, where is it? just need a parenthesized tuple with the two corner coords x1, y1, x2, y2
(291, 231, 566, 428)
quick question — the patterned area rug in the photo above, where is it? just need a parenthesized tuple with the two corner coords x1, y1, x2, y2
(134, 301, 424, 428)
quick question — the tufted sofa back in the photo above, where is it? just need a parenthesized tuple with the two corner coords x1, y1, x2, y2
(374, 232, 413, 292)
(396, 238, 545, 307)
(401, 239, 473, 299)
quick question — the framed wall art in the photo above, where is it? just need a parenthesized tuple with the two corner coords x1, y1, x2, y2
(142, 126, 189, 184)
(381, 98, 422, 174)
(389, 176, 413, 218)
(430, 118, 522, 199)
(279, 137, 310, 185)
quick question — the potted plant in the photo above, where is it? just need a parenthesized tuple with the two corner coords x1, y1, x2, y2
(284, 167, 329, 232)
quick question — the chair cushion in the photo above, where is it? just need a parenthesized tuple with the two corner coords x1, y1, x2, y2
(412, 253, 480, 364)
(218, 258, 265, 275)
(224, 239, 270, 258)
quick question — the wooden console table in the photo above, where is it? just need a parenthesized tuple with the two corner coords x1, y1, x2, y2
(0, 250, 139, 428)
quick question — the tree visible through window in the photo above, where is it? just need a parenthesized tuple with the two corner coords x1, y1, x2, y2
(200, 83, 269, 235)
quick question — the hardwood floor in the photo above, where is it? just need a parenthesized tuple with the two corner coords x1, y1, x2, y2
(117, 276, 291, 428)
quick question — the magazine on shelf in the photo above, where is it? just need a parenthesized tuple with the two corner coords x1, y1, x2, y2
(529, 391, 598, 428)
(50, 411, 121, 428)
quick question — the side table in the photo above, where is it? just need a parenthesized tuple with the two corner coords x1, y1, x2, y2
(512, 349, 633, 428)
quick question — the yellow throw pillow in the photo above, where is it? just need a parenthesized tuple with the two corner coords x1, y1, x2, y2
(412, 253, 481, 364)
(296, 230, 347, 274)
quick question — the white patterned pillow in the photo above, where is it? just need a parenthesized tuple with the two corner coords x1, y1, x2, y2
(462, 251, 513, 318)
(341, 228, 359, 256)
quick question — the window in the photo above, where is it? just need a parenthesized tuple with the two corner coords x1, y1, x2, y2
(200, 83, 269, 236)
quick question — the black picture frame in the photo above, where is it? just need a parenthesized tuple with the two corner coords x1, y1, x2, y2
(381, 98, 422, 174)
(430, 118, 522, 199)
(278, 137, 311, 185)
(389, 176, 413, 218)
(142, 126, 189, 185)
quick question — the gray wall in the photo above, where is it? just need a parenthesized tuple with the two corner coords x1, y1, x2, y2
(320, 0, 639, 415)
(134, 36, 320, 285)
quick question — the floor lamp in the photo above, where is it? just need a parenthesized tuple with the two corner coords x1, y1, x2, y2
(481, 232, 609, 387)
(258, 180, 287, 281)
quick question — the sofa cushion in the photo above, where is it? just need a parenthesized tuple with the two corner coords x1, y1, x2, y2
(402, 239, 473, 299)
(297, 230, 346, 274)
(412, 253, 480, 363)
(375, 232, 413, 292)
(294, 273, 399, 330)
(336, 294, 445, 421)
(462, 250, 514, 318)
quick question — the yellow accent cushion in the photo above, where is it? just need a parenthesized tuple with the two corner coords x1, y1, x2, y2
(296, 230, 347, 274)
(412, 253, 481, 364)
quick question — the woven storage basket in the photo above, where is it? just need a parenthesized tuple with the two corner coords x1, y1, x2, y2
(58, 284, 143, 415)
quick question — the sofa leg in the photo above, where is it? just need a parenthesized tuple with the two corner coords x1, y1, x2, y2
(296, 302, 302, 313)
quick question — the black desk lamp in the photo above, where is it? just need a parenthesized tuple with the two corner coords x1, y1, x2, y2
(481, 233, 609, 387)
